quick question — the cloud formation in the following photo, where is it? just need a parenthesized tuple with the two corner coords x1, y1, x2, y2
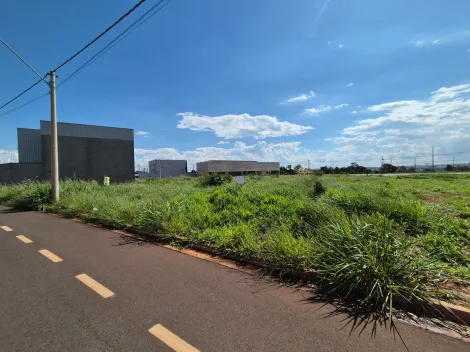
(342, 84, 470, 135)
(304, 103, 348, 115)
(134, 141, 303, 168)
(0, 150, 17, 164)
(346, 82, 354, 87)
(285, 90, 316, 103)
(136, 131, 151, 138)
(177, 112, 312, 139)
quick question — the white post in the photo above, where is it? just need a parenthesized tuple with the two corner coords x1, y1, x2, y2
(50, 71, 59, 201)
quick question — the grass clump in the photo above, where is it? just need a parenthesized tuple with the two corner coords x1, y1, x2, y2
(312, 213, 446, 314)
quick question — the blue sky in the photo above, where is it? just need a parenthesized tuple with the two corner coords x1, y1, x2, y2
(1, 0, 470, 168)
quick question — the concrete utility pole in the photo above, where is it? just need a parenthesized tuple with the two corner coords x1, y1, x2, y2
(414, 157, 417, 169)
(49, 71, 59, 201)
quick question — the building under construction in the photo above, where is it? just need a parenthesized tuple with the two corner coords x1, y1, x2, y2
(196, 160, 280, 175)
(0, 121, 134, 183)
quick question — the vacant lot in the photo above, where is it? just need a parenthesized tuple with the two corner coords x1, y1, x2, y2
(1, 173, 469, 316)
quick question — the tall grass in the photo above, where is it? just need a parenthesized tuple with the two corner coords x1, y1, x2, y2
(1, 174, 469, 316)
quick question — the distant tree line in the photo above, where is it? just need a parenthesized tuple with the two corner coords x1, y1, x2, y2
(280, 163, 420, 175)
(445, 164, 470, 172)
(280, 162, 470, 175)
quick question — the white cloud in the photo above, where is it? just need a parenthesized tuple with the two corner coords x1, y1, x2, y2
(412, 31, 470, 47)
(346, 82, 354, 87)
(304, 103, 348, 116)
(335, 83, 470, 164)
(0, 150, 18, 164)
(217, 141, 230, 145)
(177, 112, 312, 139)
(134, 141, 303, 168)
(285, 90, 316, 103)
(351, 110, 358, 114)
(338, 44, 344, 48)
(304, 105, 333, 115)
(136, 131, 151, 138)
(412, 39, 439, 47)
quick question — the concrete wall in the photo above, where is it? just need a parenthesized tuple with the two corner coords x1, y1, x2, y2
(149, 160, 188, 178)
(18, 128, 42, 163)
(196, 161, 209, 173)
(0, 163, 43, 184)
(42, 135, 134, 182)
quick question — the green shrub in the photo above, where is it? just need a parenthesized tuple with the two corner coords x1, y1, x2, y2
(197, 173, 234, 187)
(312, 213, 446, 316)
(5, 182, 52, 211)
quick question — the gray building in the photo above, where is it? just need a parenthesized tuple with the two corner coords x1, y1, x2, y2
(1, 121, 134, 183)
(196, 160, 280, 175)
(149, 159, 187, 178)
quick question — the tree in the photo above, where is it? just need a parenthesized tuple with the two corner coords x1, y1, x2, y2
(294, 164, 302, 172)
(445, 164, 454, 171)
(380, 163, 398, 173)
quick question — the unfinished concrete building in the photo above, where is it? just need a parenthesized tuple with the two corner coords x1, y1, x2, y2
(196, 160, 280, 175)
(149, 159, 187, 178)
(0, 121, 134, 183)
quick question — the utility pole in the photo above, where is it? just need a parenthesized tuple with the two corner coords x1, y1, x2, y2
(453, 156, 455, 167)
(414, 157, 417, 170)
(49, 71, 59, 201)
(432, 146, 435, 172)
(390, 156, 393, 164)
(307, 159, 310, 175)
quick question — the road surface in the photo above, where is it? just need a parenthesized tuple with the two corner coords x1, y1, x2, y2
(0, 207, 467, 351)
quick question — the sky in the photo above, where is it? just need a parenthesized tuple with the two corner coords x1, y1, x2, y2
(1, 0, 470, 169)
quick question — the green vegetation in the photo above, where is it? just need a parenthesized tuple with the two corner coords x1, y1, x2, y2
(1, 174, 469, 316)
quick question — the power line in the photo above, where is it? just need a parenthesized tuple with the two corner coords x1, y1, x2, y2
(0, 0, 173, 118)
(0, 38, 48, 84)
(53, 0, 147, 72)
(58, 0, 172, 88)
(0, 78, 43, 111)
(0, 92, 49, 118)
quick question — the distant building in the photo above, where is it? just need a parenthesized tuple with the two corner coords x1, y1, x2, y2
(149, 159, 187, 178)
(196, 160, 280, 175)
(135, 171, 150, 179)
(0, 121, 134, 183)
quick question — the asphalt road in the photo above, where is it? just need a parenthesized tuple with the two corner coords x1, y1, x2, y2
(0, 207, 468, 352)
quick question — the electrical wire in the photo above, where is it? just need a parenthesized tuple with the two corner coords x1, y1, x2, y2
(0, 92, 49, 118)
(53, 0, 147, 72)
(58, 0, 172, 88)
(0, 78, 43, 111)
(0, 0, 173, 118)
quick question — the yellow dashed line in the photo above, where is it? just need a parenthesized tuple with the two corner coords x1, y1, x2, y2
(39, 249, 63, 263)
(1, 226, 13, 232)
(16, 235, 32, 244)
(75, 274, 115, 298)
(148, 324, 200, 352)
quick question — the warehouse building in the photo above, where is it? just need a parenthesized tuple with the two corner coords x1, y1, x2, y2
(0, 121, 134, 183)
(196, 160, 280, 175)
(149, 159, 187, 178)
